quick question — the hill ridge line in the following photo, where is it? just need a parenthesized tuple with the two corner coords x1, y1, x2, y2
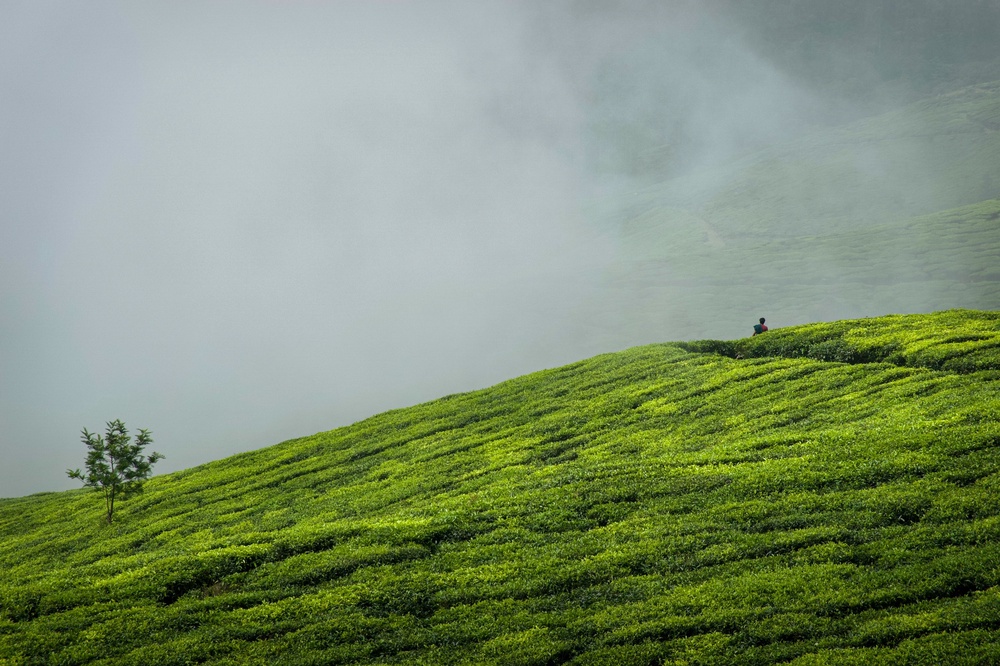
(678, 310, 1000, 375)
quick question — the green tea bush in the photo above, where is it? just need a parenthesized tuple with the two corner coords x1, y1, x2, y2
(3, 310, 1000, 664)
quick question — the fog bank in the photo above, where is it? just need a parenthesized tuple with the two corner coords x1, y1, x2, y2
(4, 1, 992, 498)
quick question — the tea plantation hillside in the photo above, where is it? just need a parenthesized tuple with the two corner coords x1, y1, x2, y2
(3, 310, 1000, 664)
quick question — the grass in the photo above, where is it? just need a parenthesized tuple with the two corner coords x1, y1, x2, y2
(2, 309, 1000, 664)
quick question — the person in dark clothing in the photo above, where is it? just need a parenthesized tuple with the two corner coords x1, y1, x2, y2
(753, 317, 768, 336)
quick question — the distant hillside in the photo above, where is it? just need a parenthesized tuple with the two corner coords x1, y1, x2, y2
(584, 0, 1000, 176)
(593, 198, 1000, 342)
(3, 310, 1000, 664)
(719, 0, 1000, 114)
(615, 81, 1000, 239)
(568, 82, 1000, 346)
(686, 82, 1000, 238)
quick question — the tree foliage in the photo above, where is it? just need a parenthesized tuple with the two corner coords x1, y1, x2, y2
(67, 419, 163, 524)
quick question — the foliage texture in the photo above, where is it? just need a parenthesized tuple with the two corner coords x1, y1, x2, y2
(67, 420, 163, 524)
(2, 310, 1000, 664)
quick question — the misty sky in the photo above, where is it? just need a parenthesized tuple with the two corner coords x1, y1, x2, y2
(0, 1, 928, 498)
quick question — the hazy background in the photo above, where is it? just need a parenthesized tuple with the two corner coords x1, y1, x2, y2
(3, 0, 999, 498)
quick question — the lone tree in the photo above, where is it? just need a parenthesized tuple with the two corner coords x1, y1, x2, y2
(68, 419, 163, 524)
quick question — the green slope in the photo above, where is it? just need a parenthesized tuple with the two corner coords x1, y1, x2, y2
(3, 310, 1000, 664)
